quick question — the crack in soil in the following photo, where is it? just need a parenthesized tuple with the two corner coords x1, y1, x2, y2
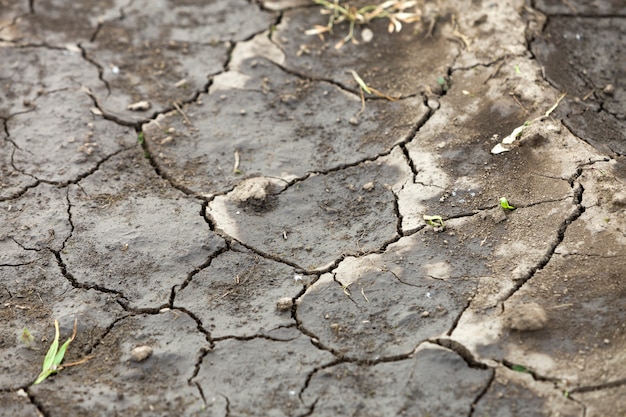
(52, 249, 127, 300)
(25, 388, 49, 417)
(265, 56, 423, 103)
(498, 177, 585, 304)
(570, 377, 626, 394)
(173, 244, 230, 297)
(169, 306, 214, 349)
(81, 313, 132, 356)
(430, 337, 490, 370)
(501, 358, 564, 384)
(467, 369, 496, 417)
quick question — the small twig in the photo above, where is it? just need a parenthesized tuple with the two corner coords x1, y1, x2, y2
(233, 150, 241, 174)
(61, 355, 95, 368)
(561, 0, 578, 13)
(510, 92, 529, 114)
(426, 17, 437, 38)
(451, 15, 471, 50)
(172, 101, 192, 125)
(360, 287, 369, 303)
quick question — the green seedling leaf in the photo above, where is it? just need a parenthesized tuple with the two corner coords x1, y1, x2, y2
(436, 76, 449, 92)
(499, 197, 516, 210)
(20, 328, 34, 347)
(137, 131, 145, 145)
(511, 364, 530, 373)
(423, 214, 444, 228)
(514, 64, 521, 74)
(33, 318, 78, 385)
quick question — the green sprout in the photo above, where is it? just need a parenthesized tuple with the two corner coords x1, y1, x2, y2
(510, 364, 530, 373)
(33, 319, 77, 385)
(499, 197, 516, 211)
(436, 76, 449, 93)
(423, 214, 444, 228)
(137, 131, 145, 145)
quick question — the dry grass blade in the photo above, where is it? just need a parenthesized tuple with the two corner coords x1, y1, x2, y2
(349, 70, 399, 101)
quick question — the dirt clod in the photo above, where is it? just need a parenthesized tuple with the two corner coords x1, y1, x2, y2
(130, 345, 153, 362)
(276, 297, 293, 312)
(503, 302, 548, 331)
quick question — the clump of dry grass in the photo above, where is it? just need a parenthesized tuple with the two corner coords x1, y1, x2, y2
(306, 0, 421, 49)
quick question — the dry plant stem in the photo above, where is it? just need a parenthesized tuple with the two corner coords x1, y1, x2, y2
(450, 15, 471, 50)
(233, 150, 241, 173)
(173, 101, 192, 125)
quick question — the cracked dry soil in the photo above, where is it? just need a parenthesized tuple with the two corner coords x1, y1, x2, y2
(0, 0, 625, 416)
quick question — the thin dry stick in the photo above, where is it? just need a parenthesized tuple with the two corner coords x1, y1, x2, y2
(172, 101, 192, 125)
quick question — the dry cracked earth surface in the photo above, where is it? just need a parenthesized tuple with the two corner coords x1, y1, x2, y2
(0, 0, 625, 416)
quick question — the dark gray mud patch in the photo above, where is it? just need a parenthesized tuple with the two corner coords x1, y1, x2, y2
(0, 136, 38, 199)
(208, 148, 410, 271)
(272, 5, 459, 98)
(30, 312, 207, 417)
(1, 0, 124, 45)
(531, 16, 626, 155)
(0, 183, 71, 264)
(534, 0, 626, 15)
(174, 249, 301, 338)
(85, 0, 277, 123)
(472, 366, 583, 417)
(63, 149, 225, 308)
(144, 57, 427, 197)
(193, 334, 335, 417)
(302, 344, 493, 416)
(296, 228, 488, 360)
(0, 254, 124, 390)
(0, 46, 135, 183)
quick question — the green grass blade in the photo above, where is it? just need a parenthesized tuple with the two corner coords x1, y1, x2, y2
(41, 321, 60, 372)
(33, 369, 55, 385)
(53, 338, 72, 368)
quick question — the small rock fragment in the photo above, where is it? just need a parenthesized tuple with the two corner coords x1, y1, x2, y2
(130, 345, 153, 362)
(361, 28, 374, 43)
(231, 177, 272, 209)
(362, 182, 375, 191)
(504, 302, 547, 331)
(421, 311, 430, 318)
(127, 101, 151, 111)
(276, 297, 293, 312)
(603, 84, 615, 96)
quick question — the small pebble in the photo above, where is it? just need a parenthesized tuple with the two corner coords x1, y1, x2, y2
(421, 311, 430, 318)
(603, 84, 615, 96)
(276, 297, 293, 312)
(131, 345, 153, 362)
(362, 182, 375, 191)
(127, 101, 151, 111)
(361, 28, 374, 43)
